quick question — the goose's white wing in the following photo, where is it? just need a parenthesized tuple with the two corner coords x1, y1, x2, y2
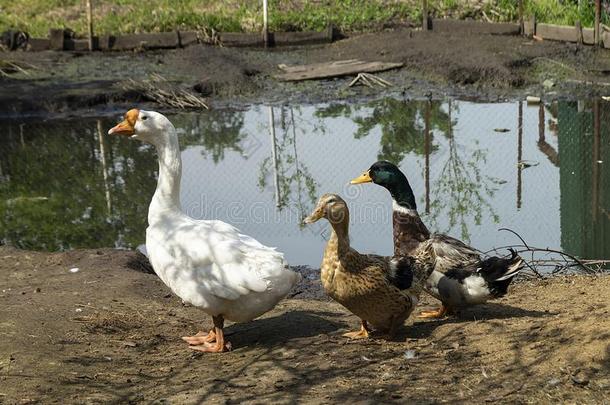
(147, 217, 300, 321)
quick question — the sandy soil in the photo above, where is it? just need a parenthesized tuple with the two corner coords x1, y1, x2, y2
(3, 28, 610, 117)
(0, 246, 608, 404)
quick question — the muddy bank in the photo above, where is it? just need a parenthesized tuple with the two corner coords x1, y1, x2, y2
(3, 29, 610, 118)
(0, 246, 608, 403)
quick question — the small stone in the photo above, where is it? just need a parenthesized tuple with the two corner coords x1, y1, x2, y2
(34, 287, 41, 293)
(571, 372, 589, 386)
(381, 371, 392, 380)
(546, 377, 561, 387)
(403, 350, 416, 359)
(374, 388, 383, 395)
(595, 378, 610, 389)
(543, 79, 555, 89)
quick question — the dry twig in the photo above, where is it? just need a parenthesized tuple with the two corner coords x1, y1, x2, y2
(348, 72, 393, 88)
(0, 60, 38, 77)
(121, 73, 209, 110)
(483, 228, 609, 277)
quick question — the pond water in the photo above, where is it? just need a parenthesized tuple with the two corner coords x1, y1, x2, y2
(1, 98, 608, 267)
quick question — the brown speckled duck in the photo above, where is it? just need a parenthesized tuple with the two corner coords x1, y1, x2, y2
(351, 161, 524, 319)
(303, 193, 437, 339)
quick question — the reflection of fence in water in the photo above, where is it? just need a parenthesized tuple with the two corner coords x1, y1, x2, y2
(558, 99, 610, 261)
(0, 99, 608, 263)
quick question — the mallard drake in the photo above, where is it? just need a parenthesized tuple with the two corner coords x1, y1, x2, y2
(108, 109, 300, 352)
(351, 161, 523, 318)
(303, 193, 436, 338)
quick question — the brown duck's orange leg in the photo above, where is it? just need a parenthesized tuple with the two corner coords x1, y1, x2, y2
(182, 328, 216, 345)
(189, 315, 232, 353)
(418, 304, 449, 319)
(343, 320, 371, 339)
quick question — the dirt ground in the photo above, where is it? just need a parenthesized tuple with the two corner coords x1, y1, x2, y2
(0, 246, 608, 404)
(3, 28, 610, 117)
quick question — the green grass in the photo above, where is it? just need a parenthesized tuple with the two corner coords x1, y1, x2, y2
(524, 0, 609, 27)
(0, 0, 607, 38)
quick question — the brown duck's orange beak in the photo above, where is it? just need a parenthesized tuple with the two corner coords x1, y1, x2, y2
(108, 108, 139, 136)
(350, 170, 373, 184)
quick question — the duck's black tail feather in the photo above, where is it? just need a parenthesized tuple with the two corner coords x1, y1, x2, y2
(479, 249, 524, 297)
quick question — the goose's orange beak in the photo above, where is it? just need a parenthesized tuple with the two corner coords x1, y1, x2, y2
(108, 108, 139, 136)
(350, 171, 373, 184)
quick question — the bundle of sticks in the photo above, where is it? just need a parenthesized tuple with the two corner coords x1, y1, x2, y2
(121, 73, 209, 110)
(484, 228, 610, 278)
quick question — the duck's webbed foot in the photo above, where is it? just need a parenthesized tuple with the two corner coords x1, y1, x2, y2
(184, 315, 232, 353)
(182, 329, 216, 345)
(343, 320, 371, 339)
(418, 304, 449, 319)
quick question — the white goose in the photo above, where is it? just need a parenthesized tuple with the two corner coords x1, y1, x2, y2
(108, 109, 301, 353)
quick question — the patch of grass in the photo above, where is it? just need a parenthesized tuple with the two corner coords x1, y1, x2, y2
(0, 0, 417, 36)
(524, 0, 609, 27)
(0, 0, 608, 38)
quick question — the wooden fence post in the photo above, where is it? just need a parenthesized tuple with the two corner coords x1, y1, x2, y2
(263, 0, 269, 47)
(595, 0, 601, 46)
(86, 0, 94, 51)
(519, 0, 524, 35)
(422, 0, 429, 31)
(517, 101, 523, 209)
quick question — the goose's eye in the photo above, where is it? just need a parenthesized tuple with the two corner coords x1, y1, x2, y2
(141, 116, 148, 121)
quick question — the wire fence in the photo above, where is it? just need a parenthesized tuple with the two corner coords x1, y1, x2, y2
(1, 1, 608, 51)
(0, 97, 608, 268)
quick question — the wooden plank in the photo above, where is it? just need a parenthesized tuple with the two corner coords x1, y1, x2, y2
(431, 19, 520, 35)
(275, 59, 403, 81)
(64, 38, 95, 51)
(219, 32, 264, 47)
(583, 28, 595, 45)
(602, 31, 610, 49)
(98, 35, 115, 50)
(178, 31, 199, 47)
(536, 23, 579, 42)
(112, 32, 179, 50)
(26, 38, 50, 51)
(49, 29, 65, 51)
(273, 31, 332, 46)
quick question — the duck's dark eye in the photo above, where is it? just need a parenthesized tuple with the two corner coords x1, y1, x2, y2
(141, 116, 148, 121)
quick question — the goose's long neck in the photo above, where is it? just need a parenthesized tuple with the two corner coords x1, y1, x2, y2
(149, 128, 182, 223)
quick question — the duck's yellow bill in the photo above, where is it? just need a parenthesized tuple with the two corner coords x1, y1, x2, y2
(350, 171, 372, 184)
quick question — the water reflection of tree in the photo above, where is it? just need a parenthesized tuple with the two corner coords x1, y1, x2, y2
(0, 118, 156, 250)
(0, 112, 247, 251)
(257, 106, 318, 222)
(425, 102, 502, 242)
(316, 99, 450, 162)
(316, 98, 502, 242)
(172, 110, 246, 163)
